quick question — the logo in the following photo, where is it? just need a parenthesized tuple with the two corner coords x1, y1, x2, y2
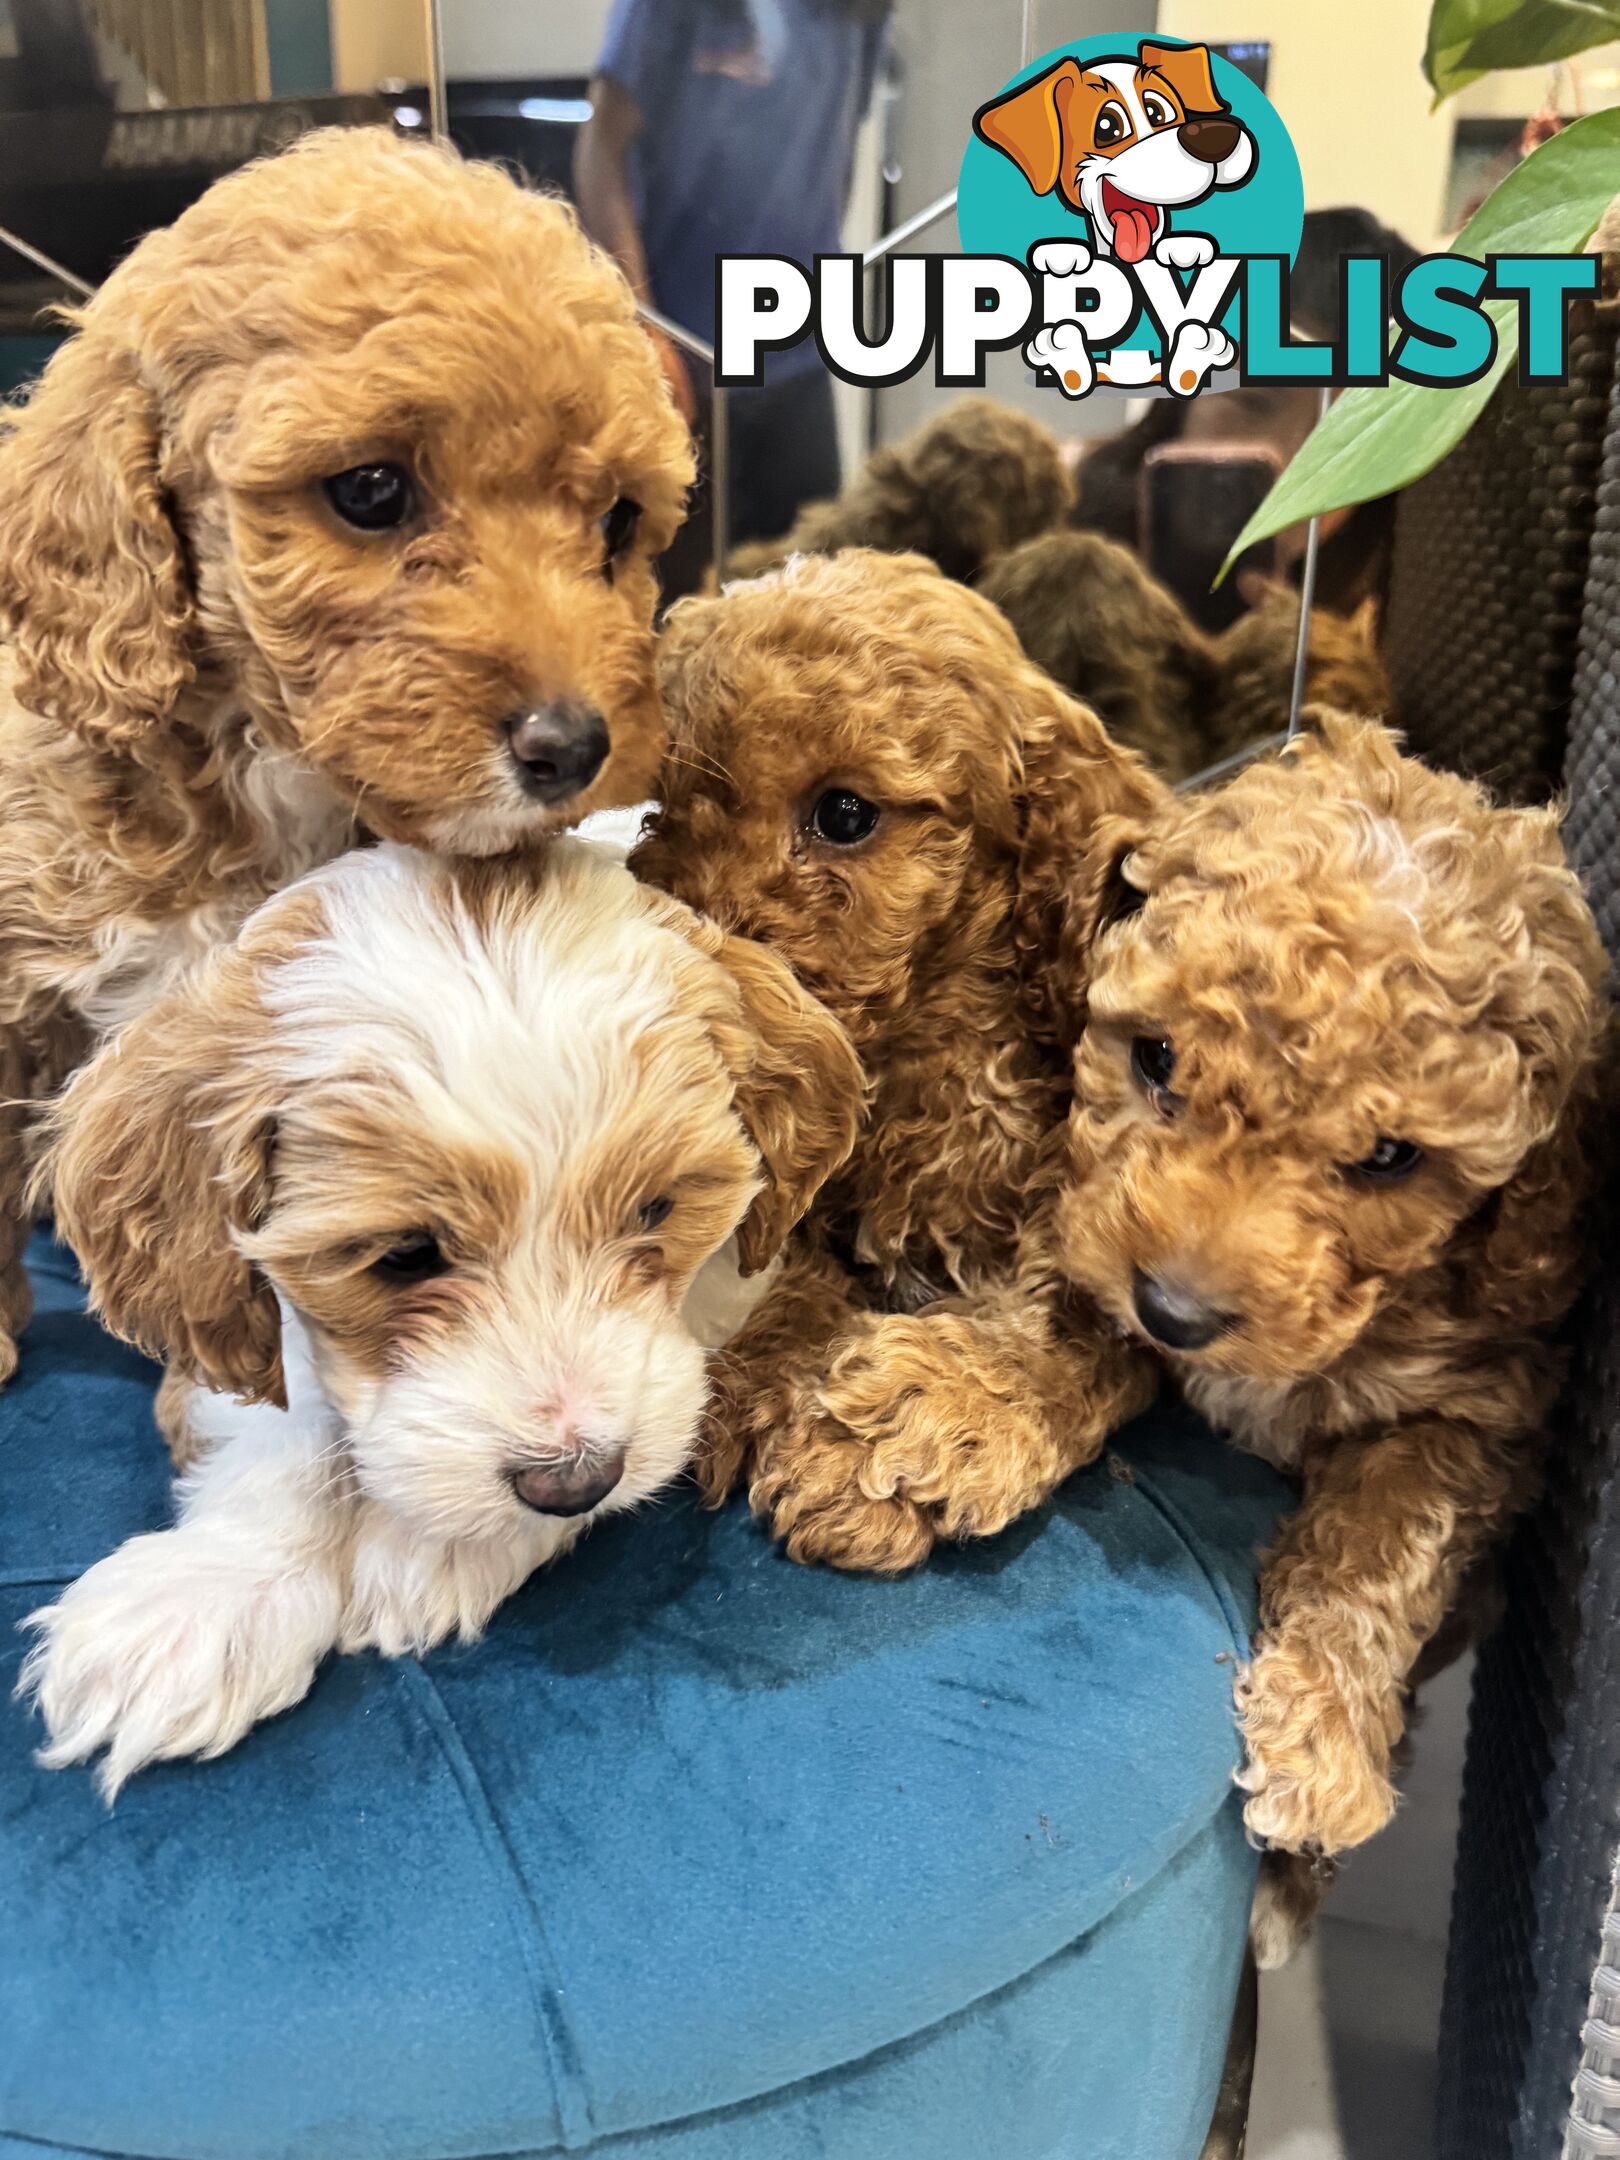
(713, 35, 1596, 396)
(961, 36, 1299, 395)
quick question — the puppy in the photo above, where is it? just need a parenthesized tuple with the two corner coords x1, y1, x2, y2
(19, 842, 861, 1795)
(0, 126, 693, 1383)
(977, 529, 1219, 779)
(979, 535, 1390, 779)
(1046, 717, 1602, 1880)
(974, 40, 1255, 263)
(632, 550, 1164, 1569)
(1205, 588, 1388, 762)
(717, 397, 1071, 587)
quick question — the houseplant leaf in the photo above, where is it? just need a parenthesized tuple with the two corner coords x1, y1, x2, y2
(1219, 106, 1620, 580)
(1428, 0, 1620, 99)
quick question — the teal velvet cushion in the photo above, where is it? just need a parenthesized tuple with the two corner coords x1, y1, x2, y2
(0, 1235, 1293, 2160)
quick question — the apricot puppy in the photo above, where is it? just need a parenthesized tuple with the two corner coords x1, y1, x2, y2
(633, 550, 1164, 1569)
(1051, 716, 1603, 1869)
(0, 125, 692, 1384)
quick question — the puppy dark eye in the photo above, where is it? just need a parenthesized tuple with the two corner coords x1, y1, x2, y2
(1345, 1138, 1424, 1183)
(323, 462, 415, 532)
(1142, 93, 1174, 128)
(371, 1232, 448, 1283)
(1131, 1036, 1183, 1111)
(810, 788, 881, 847)
(637, 1194, 673, 1231)
(600, 497, 642, 578)
(1094, 101, 1130, 147)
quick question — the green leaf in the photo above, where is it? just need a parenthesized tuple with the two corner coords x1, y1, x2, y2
(1429, 0, 1620, 97)
(1425, 0, 1522, 98)
(1218, 108, 1620, 582)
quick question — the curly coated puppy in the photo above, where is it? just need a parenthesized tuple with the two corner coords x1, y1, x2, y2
(977, 529, 1218, 779)
(21, 840, 860, 1793)
(719, 396, 1071, 586)
(1047, 715, 1602, 1884)
(631, 549, 1164, 1568)
(978, 532, 1390, 779)
(1204, 587, 1387, 763)
(0, 126, 693, 1385)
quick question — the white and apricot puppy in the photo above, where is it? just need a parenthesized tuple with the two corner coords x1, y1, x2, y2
(19, 841, 862, 1795)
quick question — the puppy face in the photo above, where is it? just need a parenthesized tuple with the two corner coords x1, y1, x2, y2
(0, 128, 693, 851)
(45, 844, 861, 1544)
(636, 551, 1138, 1050)
(974, 42, 1254, 262)
(1052, 718, 1603, 1386)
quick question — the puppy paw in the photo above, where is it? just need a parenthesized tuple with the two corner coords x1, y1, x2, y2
(341, 1505, 553, 1657)
(0, 1328, 17, 1388)
(749, 1422, 939, 1575)
(1030, 239, 1093, 279)
(18, 1530, 342, 1797)
(1235, 1643, 1397, 1855)
(1025, 322, 1094, 399)
(1154, 232, 1217, 271)
(825, 1317, 1072, 1542)
(1165, 320, 1237, 399)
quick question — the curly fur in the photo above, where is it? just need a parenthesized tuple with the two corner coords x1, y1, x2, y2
(1205, 587, 1388, 763)
(0, 126, 693, 1380)
(632, 549, 1162, 1565)
(978, 532, 1391, 779)
(720, 396, 1072, 586)
(977, 530, 1218, 779)
(1044, 714, 1604, 1900)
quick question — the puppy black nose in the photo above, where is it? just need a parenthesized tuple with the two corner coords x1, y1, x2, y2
(1131, 1270, 1236, 1352)
(1178, 117, 1241, 164)
(503, 702, 610, 803)
(510, 1447, 627, 1518)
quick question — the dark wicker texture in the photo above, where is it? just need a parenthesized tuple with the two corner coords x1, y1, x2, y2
(1434, 301, 1620, 2160)
(1383, 303, 1615, 805)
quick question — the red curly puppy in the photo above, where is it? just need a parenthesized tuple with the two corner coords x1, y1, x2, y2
(632, 549, 1164, 1567)
(1055, 717, 1602, 1866)
(0, 126, 692, 1382)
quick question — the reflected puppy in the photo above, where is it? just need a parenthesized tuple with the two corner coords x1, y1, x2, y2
(717, 397, 1071, 587)
(633, 550, 1164, 1569)
(20, 843, 860, 1794)
(1050, 717, 1603, 1886)
(0, 125, 693, 1385)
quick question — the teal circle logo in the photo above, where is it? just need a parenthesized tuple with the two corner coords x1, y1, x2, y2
(957, 36, 1304, 378)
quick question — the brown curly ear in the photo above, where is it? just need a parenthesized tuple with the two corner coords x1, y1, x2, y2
(1013, 683, 1170, 1047)
(708, 931, 866, 1274)
(38, 936, 284, 1404)
(0, 327, 194, 744)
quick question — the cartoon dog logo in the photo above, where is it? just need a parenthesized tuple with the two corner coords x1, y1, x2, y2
(972, 39, 1256, 263)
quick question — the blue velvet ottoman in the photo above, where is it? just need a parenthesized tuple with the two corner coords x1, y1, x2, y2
(0, 1235, 1292, 2160)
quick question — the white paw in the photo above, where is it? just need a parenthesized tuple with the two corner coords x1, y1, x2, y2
(17, 1530, 341, 1797)
(1155, 232, 1216, 271)
(1164, 319, 1237, 397)
(1025, 321, 1094, 398)
(340, 1504, 556, 1658)
(1030, 240, 1091, 279)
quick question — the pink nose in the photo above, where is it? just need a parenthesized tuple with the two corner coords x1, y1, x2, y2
(509, 1448, 627, 1518)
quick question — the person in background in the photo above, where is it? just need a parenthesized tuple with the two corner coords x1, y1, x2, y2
(575, 0, 890, 597)
(1074, 207, 1420, 612)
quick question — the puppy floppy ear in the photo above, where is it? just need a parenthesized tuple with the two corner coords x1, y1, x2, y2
(1013, 684, 1171, 1047)
(973, 59, 1083, 198)
(1139, 40, 1227, 117)
(706, 930, 866, 1274)
(39, 937, 284, 1405)
(0, 328, 194, 745)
